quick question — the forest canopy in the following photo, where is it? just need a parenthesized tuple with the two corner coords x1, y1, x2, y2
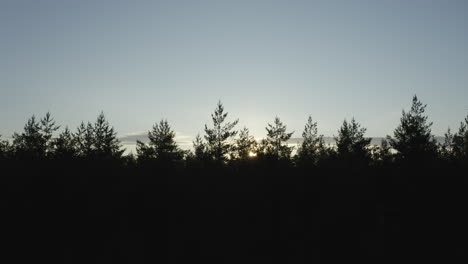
(1, 95, 467, 168)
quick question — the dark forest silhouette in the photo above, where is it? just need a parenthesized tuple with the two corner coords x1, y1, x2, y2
(1, 95, 467, 168)
(2, 95, 468, 263)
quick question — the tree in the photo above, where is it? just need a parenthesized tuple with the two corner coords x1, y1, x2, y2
(0, 135, 12, 160)
(52, 127, 77, 159)
(12, 115, 43, 157)
(234, 127, 257, 160)
(184, 133, 209, 167)
(371, 138, 394, 167)
(334, 118, 372, 164)
(93, 112, 124, 159)
(136, 140, 153, 161)
(204, 101, 239, 162)
(451, 115, 468, 165)
(193, 134, 205, 157)
(40, 112, 60, 154)
(12, 113, 59, 158)
(136, 119, 183, 163)
(295, 116, 325, 166)
(262, 116, 294, 160)
(439, 128, 454, 163)
(75, 121, 95, 158)
(192, 133, 207, 160)
(74, 112, 123, 159)
(388, 95, 437, 164)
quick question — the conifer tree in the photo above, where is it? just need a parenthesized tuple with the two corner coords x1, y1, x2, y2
(295, 116, 325, 166)
(136, 119, 183, 163)
(75, 121, 95, 158)
(204, 101, 239, 162)
(185, 134, 208, 167)
(12, 113, 59, 158)
(93, 112, 124, 159)
(136, 140, 153, 161)
(439, 128, 454, 162)
(192, 134, 207, 161)
(74, 113, 123, 159)
(263, 116, 294, 160)
(371, 138, 393, 167)
(0, 135, 11, 160)
(40, 112, 60, 154)
(256, 138, 269, 157)
(334, 118, 372, 164)
(52, 127, 76, 159)
(451, 115, 468, 165)
(12, 115, 40, 157)
(388, 95, 437, 164)
(234, 127, 257, 160)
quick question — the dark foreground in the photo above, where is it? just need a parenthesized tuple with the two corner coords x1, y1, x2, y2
(2, 162, 467, 263)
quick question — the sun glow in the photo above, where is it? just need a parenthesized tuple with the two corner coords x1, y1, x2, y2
(248, 151, 257, 158)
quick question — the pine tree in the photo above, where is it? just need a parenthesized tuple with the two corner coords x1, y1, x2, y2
(263, 116, 294, 160)
(295, 116, 325, 166)
(40, 112, 60, 155)
(0, 135, 11, 160)
(388, 95, 437, 164)
(234, 127, 257, 160)
(334, 118, 372, 164)
(74, 113, 123, 159)
(371, 138, 393, 167)
(75, 121, 95, 158)
(451, 115, 468, 165)
(52, 127, 76, 159)
(191, 134, 207, 161)
(439, 128, 454, 163)
(136, 119, 183, 163)
(93, 112, 124, 159)
(204, 101, 239, 162)
(136, 140, 153, 161)
(12, 115, 47, 158)
(185, 134, 208, 168)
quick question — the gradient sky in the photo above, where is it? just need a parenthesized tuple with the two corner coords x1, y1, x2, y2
(1, 0, 468, 148)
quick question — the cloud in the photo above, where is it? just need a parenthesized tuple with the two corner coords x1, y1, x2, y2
(118, 132, 148, 144)
(119, 131, 194, 146)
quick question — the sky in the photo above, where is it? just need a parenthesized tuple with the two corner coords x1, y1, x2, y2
(1, 0, 468, 150)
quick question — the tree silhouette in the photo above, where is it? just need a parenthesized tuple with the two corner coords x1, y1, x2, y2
(136, 140, 152, 161)
(204, 101, 239, 163)
(12, 115, 38, 157)
(234, 127, 257, 160)
(388, 95, 437, 165)
(191, 133, 208, 161)
(40, 112, 60, 154)
(0, 134, 11, 160)
(74, 112, 123, 159)
(136, 119, 183, 163)
(439, 128, 454, 164)
(12, 113, 59, 159)
(4, 99, 468, 170)
(262, 116, 294, 160)
(295, 116, 325, 167)
(451, 115, 468, 166)
(75, 121, 95, 158)
(334, 118, 372, 165)
(371, 138, 394, 167)
(93, 112, 124, 159)
(52, 127, 77, 159)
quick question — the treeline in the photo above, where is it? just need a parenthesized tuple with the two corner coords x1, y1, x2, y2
(1, 95, 467, 168)
(3, 96, 468, 263)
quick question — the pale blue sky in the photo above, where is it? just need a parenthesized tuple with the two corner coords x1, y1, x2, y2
(1, 0, 468, 144)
